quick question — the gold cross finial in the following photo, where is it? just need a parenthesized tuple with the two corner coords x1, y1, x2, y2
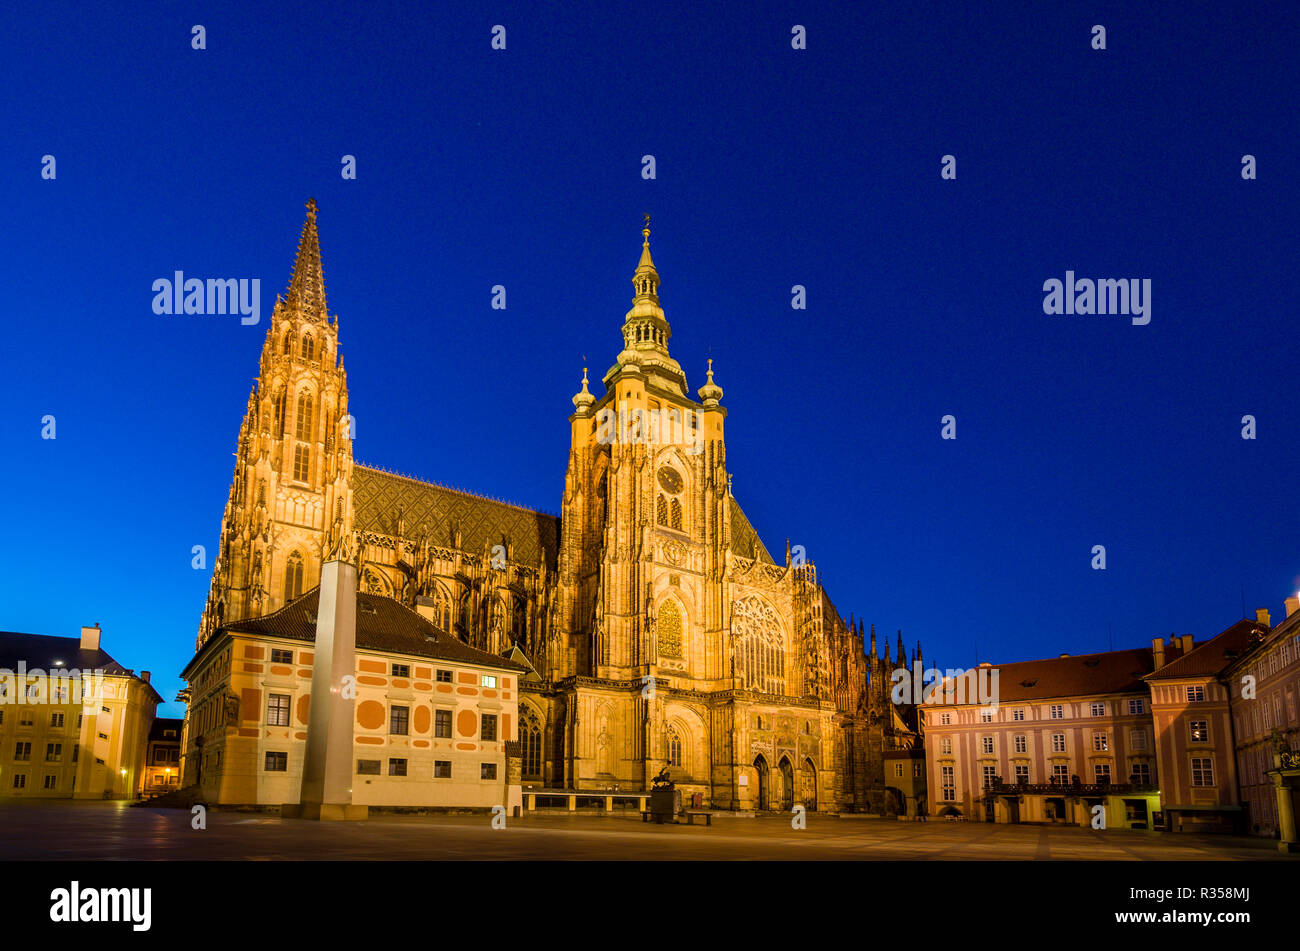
(643, 213, 651, 243)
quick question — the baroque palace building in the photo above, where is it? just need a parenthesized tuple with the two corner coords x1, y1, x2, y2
(923, 598, 1300, 849)
(191, 201, 921, 812)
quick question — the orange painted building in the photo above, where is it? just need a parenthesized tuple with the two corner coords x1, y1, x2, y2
(180, 587, 525, 810)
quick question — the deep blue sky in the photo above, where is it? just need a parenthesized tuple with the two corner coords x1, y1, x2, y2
(2, 2, 1296, 717)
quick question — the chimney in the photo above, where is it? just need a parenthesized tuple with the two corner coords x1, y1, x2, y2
(1286, 595, 1300, 619)
(1180, 634, 1194, 654)
(1256, 608, 1271, 627)
(1151, 637, 1165, 670)
(141, 671, 151, 684)
(80, 624, 101, 652)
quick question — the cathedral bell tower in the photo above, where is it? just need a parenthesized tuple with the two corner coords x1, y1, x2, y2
(197, 200, 354, 648)
(555, 219, 731, 688)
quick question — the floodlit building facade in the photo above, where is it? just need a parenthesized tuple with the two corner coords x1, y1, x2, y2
(187, 201, 917, 813)
(923, 649, 1170, 830)
(180, 582, 525, 810)
(923, 599, 1300, 848)
(0, 625, 160, 800)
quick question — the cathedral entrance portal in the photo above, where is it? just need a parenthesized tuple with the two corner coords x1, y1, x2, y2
(752, 755, 769, 810)
(800, 757, 817, 811)
(778, 756, 795, 811)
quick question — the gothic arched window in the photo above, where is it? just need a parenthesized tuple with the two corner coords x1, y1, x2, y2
(658, 600, 683, 659)
(292, 444, 310, 482)
(520, 707, 543, 780)
(284, 552, 304, 601)
(666, 726, 682, 767)
(282, 332, 293, 356)
(656, 466, 685, 532)
(302, 334, 314, 361)
(273, 390, 286, 436)
(512, 599, 527, 644)
(733, 596, 785, 695)
(295, 392, 313, 440)
(458, 593, 473, 637)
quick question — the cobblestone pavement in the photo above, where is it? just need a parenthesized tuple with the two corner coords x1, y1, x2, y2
(0, 801, 1292, 861)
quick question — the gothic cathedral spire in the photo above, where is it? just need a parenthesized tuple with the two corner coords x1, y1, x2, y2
(284, 198, 329, 321)
(197, 201, 353, 649)
(608, 215, 688, 397)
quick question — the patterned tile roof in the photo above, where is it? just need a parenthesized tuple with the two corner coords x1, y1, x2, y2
(222, 586, 528, 672)
(353, 464, 559, 569)
(729, 497, 774, 563)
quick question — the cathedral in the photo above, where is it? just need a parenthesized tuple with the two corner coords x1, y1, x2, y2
(194, 200, 922, 813)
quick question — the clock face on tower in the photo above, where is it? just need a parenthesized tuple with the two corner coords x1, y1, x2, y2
(657, 466, 683, 494)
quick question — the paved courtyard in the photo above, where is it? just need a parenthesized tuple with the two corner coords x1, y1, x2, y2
(0, 801, 1293, 860)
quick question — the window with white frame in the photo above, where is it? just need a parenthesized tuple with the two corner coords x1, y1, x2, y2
(1131, 728, 1147, 750)
(1014, 764, 1029, 784)
(1012, 708, 1025, 721)
(1090, 702, 1105, 717)
(940, 712, 951, 725)
(941, 765, 955, 801)
(1191, 757, 1214, 787)
(1128, 698, 1144, 715)
(982, 765, 997, 789)
(981, 710, 993, 722)
(1186, 685, 1205, 702)
(981, 736, 994, 754)
(1092, 732, 1109, 752)
(1131, 762, 1151, 785)
(1050, 704, 1064, 719)
(1094, 762, 1111, 784)
(1051, 764, 1069, 785)
(941, 736, 952, 755)
(1014, 734, 1027, 753)
(1051, 733, 1066, 753)
(1189, 720, 1209, 743)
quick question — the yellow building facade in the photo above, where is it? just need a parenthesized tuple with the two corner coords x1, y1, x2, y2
(0, 625, 160, 800)
(193, 201, 889, 812)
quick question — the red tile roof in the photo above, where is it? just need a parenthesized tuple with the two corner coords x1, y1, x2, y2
(1143, 619, 1266, 681)
(947, 647, 1159, 703)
